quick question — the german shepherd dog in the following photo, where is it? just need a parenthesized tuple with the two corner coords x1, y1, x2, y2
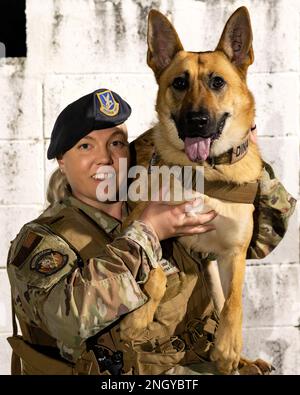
(121, 7, 272, 374)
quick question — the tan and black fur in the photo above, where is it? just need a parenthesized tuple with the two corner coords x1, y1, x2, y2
(120, 7, 268, 374)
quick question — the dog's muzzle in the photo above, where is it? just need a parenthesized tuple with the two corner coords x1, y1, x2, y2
(175, 108, 229, 141)
(184, 108, 214, 139)
(173, 109, 230, 162)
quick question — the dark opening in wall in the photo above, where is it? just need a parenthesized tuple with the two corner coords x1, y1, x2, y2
(0, 0, 26, 57)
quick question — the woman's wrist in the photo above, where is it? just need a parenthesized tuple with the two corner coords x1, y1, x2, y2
(138, 211, 163, 241)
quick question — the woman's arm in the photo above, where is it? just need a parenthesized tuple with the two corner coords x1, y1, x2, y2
(7, 220, 161, 362)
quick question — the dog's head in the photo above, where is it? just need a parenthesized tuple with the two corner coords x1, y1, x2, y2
(147, 7, 255, 163)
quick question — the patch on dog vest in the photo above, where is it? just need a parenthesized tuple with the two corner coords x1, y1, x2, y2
(96, 90, 120, 117)
(30, 249, 68, 275)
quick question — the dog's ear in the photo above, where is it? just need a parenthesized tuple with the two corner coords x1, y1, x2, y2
(216, 7, 254, 75)
(147, 10, 183, 79)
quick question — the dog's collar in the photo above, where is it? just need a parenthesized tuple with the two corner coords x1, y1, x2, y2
(149, 134, 250, 169)
(207, 134, 250, 167)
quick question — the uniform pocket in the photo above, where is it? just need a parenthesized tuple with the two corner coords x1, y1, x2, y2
(7, 336, 75, 375)
(133, 336, 186, 375)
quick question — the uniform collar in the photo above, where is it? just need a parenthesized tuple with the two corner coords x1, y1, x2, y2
(64, 195, 126, 234)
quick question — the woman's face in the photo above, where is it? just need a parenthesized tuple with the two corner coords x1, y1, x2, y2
(58, 124, 129, 208)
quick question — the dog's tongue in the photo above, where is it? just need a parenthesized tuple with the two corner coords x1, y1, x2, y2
(184, 137, 211, 162)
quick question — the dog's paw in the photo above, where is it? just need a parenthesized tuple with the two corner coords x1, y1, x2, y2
(144, 267, 167, 301)
(210, 343, 240, 374)
(238, 357, 275, 375)
(210, 323, 242, 374)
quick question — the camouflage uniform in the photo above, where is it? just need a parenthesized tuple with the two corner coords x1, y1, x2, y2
(7, 196, 162, 364)
(6, 133, 296, 375)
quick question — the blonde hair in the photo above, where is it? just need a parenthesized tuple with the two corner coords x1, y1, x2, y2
(46, 168, 70, 207)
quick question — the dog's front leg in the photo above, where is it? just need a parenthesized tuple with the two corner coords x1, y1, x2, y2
(210, 250, 247, 374)
(120, 265, 167, 340)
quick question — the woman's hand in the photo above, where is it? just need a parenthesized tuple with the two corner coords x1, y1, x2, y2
(139, 198, 217, 241)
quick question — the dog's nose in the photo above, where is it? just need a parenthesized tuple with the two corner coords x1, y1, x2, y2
(186, 111, 210, 128)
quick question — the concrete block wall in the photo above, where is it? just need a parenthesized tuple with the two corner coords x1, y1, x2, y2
(0, 0, 299, 374)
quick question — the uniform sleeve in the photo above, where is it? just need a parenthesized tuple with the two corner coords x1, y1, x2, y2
(8, 220, 162, 362)
(246, 162, 297, 259)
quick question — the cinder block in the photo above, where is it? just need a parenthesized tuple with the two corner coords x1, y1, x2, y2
(0, 60, 42, 139)
(25, 0, 57, 75)
(243, 327, 300, 375)
(257, 136, 299, 264)
(0, 270, 12, 334)
(262, 206, 298, 265)
(44, 139, 59, 200)
(0, 205, 43, 268)
(0, 141, 45, 205)
(246, 201, 298, 266)
(26, 0, 159, 74)
(25, 0, 299, 75)
(248, 73, 299, 137)
(258, 136, 299, 198)
(43, 73, 157, 140)
(0, 334, 11, 375)
(171, 0, 299, 73)
(243, 264, 300, 327)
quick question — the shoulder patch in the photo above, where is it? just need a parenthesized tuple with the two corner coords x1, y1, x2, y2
(10, 231, 43, 268)
(30, 249, 68, 275)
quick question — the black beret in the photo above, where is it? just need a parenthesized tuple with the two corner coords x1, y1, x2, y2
(47, 88, 131, 159)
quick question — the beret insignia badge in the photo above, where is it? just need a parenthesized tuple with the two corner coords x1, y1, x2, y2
(96, 90, 120, 117)
(31, 249, 68, 275)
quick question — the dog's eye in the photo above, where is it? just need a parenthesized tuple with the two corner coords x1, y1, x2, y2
(172, 77, 188, 91)
(210, 76, 225, 90)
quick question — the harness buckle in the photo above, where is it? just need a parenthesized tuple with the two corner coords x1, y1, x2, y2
(183, 314, 219, 361)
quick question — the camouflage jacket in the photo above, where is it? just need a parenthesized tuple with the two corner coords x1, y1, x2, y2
(7, 196, 163, 362)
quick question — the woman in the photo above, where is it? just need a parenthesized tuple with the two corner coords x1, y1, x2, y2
(7, 88, 296, 375)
